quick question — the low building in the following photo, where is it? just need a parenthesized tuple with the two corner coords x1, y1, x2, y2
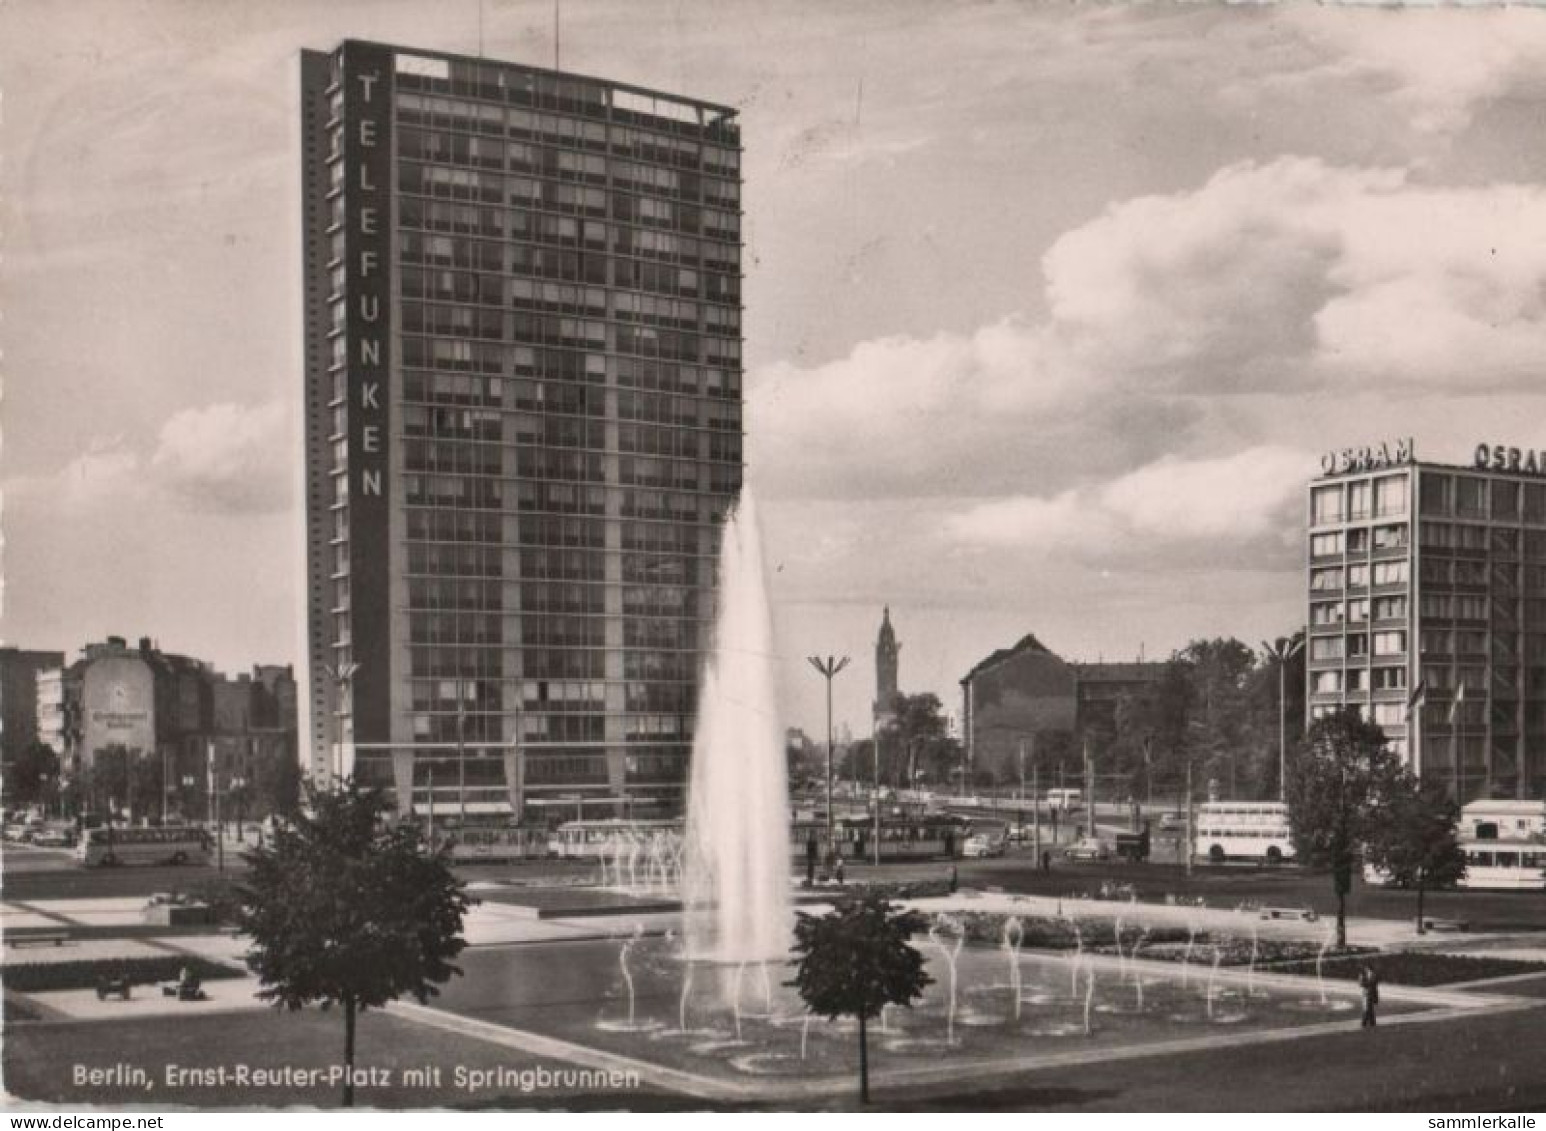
(39, 636, 298, 819)
(959, 634, 1164, 783)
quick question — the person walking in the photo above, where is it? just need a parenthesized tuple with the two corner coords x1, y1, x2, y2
(1358, 965, 1380, 1028)
(834, 857, 845, 885)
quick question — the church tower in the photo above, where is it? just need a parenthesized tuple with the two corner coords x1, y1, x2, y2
(874, 606, 901, 723)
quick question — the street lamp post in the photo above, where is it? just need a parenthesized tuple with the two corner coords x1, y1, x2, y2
(1262, 636, 1305, 802)
(322, 661, 360, 788)
(807, 655, 850, 849)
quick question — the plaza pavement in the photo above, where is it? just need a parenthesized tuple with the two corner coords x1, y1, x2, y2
(5, 884, 1544, 1105)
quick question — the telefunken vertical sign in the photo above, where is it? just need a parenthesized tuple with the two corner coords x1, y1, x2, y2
(344, 43, 392, 743)
(1320, 438, 1414, 476)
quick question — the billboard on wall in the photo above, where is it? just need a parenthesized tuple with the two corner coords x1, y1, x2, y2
(81, 657, 156, 759)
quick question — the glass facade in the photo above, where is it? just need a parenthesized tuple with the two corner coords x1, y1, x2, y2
(1307, 462, 1546, 802)
(303, 42, 743, 820)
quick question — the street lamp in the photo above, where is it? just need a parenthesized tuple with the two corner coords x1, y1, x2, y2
(322, 661, 360, 788)
(1262, 635, 1305, 802)
(806, 654, 850, 849)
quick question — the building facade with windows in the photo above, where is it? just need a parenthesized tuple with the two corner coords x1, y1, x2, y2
(959, 634, 1164, 785)
(1307, 442, 1546, 802)
(300, 42, 743, 821)
(1, 647, 64, 767)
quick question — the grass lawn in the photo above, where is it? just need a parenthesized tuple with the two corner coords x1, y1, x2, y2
(1272, 950, 1546, 986)
(4, 1008, 696, 1110)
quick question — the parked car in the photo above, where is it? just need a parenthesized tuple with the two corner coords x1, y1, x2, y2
(1064, 837, 1110, 861)
(1158, 812, 1187, 833)
(31, 826, 75, 848)
(962, 834, 1005, 858)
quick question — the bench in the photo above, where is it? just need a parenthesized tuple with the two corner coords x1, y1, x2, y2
(1422, 917, 1470, 933)
(1259, 906, 1319, 922)
(8, 931, 69, 948)
(160, 981, 207, 1002)
(95, 977, 131, 1001)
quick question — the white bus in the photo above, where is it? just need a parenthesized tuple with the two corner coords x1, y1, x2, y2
(75, 825, 211, 867)
(1460, 800, 1546, 842)
(1044, 789, 1082, 812)
(1193, 801, 1296, 865)
(1459, 840, 1546, 891)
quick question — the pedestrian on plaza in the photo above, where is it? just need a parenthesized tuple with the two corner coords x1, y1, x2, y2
(1041, 849, 1051, 872)
(1358, 965, 1380, 1028)
(805, 836, 818, 887)
(948, 863, 958, 893)
(834, 857, 845, 885)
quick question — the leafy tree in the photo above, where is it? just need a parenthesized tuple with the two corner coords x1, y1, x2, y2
(253, 751, 303, 820)
(1364, 774, 1467, 934)
(3, 741, 59, 808)
(236, 781, 473, 1106)
(788, 893, 932, 1104)
(1286, 708, 1406, 948)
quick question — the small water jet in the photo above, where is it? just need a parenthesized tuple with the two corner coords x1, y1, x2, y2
(1315, 920, 1334, 1004)
(1069, 919, 1085, 995)
(1002, 917, 1025, 1020)
(620, 923, 643, 1027)
(1247, 920, 1260, 998)
(1206, 945, 1222, 1020)
(679, 962, 694, 1033)
(1181, 920, 1196, 986)
(929, 916, 965, 1045)
(1083, 965, 1096, 1035)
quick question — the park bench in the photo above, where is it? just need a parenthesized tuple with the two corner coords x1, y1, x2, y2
(1421, 917, 1470, 933)
(8, 931, 69, 948)
(95, 977, 131, 1001)
(1258, 906, 1319, 922)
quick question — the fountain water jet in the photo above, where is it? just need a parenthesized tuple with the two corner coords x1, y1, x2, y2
(683, 491, 791, 963)
(1002, 917, 1024, 1020)
(929, 917, 964, 1045)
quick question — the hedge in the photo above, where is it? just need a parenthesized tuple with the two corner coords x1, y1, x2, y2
(2, 955, 246, 994)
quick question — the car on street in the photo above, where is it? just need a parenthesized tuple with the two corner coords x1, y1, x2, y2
(1063, 836, 1110, 861)
(31, 826, 75, 848)
(962, 833, 1005, 858)
(1158, 811, 1187, 833)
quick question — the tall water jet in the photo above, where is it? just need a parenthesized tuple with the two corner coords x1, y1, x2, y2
(683, 490, 792, 962)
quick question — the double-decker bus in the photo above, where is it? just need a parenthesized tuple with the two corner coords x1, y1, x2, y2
(1459, 840, 1546, 891)
(74, 825, 211, 867)
(1193, 801, 1296, 865)
(1455, 800, 1546, 891)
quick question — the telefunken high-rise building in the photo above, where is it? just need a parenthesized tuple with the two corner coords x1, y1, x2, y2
(301, 41, 743, 822)
(1308, 439, 1546, 804)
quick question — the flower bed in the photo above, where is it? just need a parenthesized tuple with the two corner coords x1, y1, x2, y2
(1, 956, 246, 994)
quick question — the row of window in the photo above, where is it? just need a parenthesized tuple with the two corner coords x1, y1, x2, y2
(1309, 525, 1412, 557)
(396, 329, 740, 374)
(1310, 596, 1407, 626)
(1309, 560, 1410, 591)
(392, 85, 739, 166)
(395, 128, 738, 208)
(1309, 631, 1407, 660)
(1310, 476, 1409, 524)
(395, 199, 740, 272)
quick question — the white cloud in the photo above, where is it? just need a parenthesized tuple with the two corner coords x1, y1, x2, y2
(1283, 8, 1546, 136)
(751, 156, 1546, 506)
(150, 401, 292, 514)
(944, 446, 1312, 571)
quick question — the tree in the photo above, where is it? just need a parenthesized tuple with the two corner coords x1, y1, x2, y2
(1365, 774, 1467, 935)
(236, 782, 473, 1106)
(787, 893, 932, 1104)
(253, 751, 303, 821)
(3, 741, 59, 808)
(1286, 708, 1406, 948)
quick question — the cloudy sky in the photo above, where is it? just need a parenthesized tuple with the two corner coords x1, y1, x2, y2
(6, 0, 1546, 738)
